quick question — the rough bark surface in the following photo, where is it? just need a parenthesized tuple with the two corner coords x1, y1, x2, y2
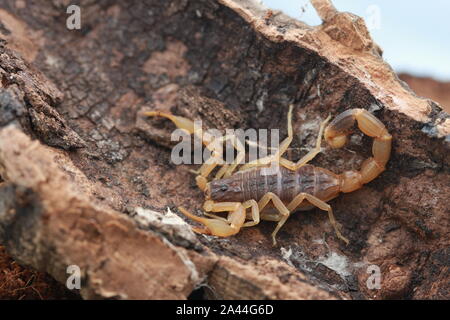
(399, 73, 450, 114)
(0, 0, 448, 299)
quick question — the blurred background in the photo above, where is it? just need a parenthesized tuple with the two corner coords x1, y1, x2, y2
(263, 0, 450, 112)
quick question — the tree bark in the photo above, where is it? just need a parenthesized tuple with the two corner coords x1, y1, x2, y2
(0, 0, 448, 299)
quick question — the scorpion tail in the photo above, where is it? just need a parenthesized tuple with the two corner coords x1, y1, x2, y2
(324, 109, 392, 193)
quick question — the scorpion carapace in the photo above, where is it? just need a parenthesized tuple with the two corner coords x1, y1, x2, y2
(144, 106, 392, 245)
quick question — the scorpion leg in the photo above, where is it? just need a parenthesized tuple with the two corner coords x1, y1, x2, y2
(259, 212, 283, 222)
(195, 149, 223, 191)
(287, 193, 349, 245)
(196, 134, 245, 190)
(239, 107, 331, 173)
(196, 135, 232, 183)
(257, 192, 290, 246)
(242, 200, 260, 227)
(239, 104, 294, 171)
(214, 164, 229, 180)
(218, 134, 246, 178)
(193, 134, 235, 191)
(277, 114, 332, 171)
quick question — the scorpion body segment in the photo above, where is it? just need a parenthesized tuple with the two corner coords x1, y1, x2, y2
(207, 165, 340, 205)
(144, 106, 392, 246)
(325, 108, 392, 192)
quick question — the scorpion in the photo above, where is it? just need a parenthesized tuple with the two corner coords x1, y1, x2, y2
(144, 105, 392, 245)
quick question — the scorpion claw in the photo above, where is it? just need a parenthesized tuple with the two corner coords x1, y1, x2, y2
(178, 206, 242, 237)
(191, 226, 212, 235)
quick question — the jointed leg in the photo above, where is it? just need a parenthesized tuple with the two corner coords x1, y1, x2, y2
(239, 104, 294, 172)
(259, 211, 283, 222)
(238, 155, 276, 172)
(242, 200, 260, 227)
(195, 134, 245, 189)
(239, 107, 331, 173)
(220, 135, 246, 178)
(214, 164, 229, 180)
(257, 192, 290, 246)
(286, 193, 349, 245)
(270, 214, 291, 246)
(277, 113, 332, 171)
(276, 103, 294, 157)
(195, 149, 223, 191)
(188, 196, 288, 244)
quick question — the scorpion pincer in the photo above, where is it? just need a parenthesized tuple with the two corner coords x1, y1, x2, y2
(144, 106, 392, 245)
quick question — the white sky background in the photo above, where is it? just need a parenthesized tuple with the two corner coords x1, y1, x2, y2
(262, 0, 450, 81)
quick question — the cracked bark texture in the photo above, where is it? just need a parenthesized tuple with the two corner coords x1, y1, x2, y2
(0, 0, 448, 300)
